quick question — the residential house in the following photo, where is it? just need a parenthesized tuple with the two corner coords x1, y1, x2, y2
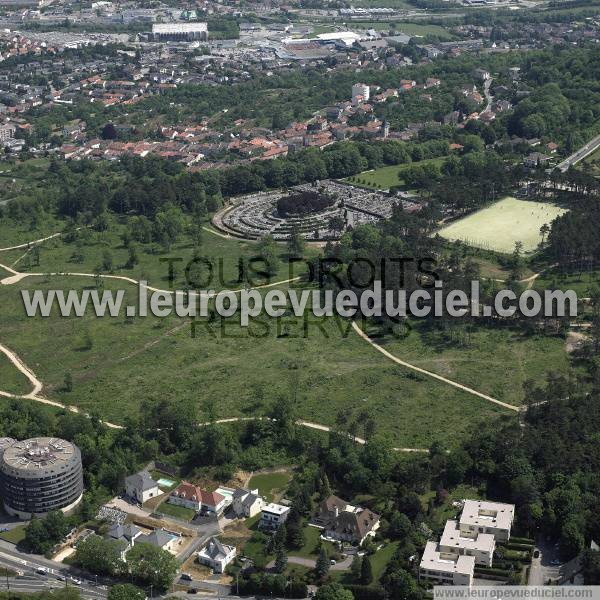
(125, 472, 160, 504)
(473, 68, 491, 81)
(524, 152, 551, 169)
(197, 537, 237, 573)
(232, 488, 264, 518)
(106, 523, 142, 560)
(316, 495, 380, 545)
(259, 503, 290, 530)
(169, 481, 203, 511)
(200, 490, 227, 516)
(424, 78, 441, 89)
(137, 528, 179, 554)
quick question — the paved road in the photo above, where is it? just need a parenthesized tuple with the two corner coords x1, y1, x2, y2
(0, 545, 108, 599)
(481, 77, 493, 114)
(557, 132, 600, 172)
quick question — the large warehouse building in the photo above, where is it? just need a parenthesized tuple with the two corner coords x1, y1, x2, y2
(151, 22, 208, 41)
(0, 437, 84, 519)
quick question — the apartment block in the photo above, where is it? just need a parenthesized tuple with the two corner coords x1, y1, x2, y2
(459, 500, 515, 542)
(420, 540, 475, 586)
(420, 499, 515, 586)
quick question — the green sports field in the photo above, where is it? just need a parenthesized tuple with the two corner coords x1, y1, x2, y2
(436, 197, 568, 253)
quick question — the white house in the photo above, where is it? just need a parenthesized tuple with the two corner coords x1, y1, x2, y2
(232, 488, 264, 518)
(169, 482, 203, 511)
(197, 537, 237, 573)
(125, 472, 160, 504)
(259, 503, 290, 530)
(169, 482, 227, 515)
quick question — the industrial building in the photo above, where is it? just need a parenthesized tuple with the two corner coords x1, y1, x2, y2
(151, 23, 208, 42)
(0, 437, 84, 519)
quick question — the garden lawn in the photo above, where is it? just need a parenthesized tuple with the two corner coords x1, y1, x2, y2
(156, 500, 196, 521)
(248, 471, 292, 502)
(0, 524, 27, 545)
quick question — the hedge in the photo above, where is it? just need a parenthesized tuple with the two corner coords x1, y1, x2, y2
(510, 536, 535, 545)
(343, 584, 386, 600)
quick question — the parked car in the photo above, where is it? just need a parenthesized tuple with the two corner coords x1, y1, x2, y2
(533, 550, 540, 558)
(181, 573, 193, 581)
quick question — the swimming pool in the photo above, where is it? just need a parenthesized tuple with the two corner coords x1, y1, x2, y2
(157, 477, 176, 488)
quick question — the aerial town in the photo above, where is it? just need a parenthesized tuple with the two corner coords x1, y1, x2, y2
(0, 0, 599, 597)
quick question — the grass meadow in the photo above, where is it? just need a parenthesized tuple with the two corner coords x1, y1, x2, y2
(0, 215, 570, 448)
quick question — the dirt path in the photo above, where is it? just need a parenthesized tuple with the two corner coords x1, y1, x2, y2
(351, 321, 521, 413)
(0, 232, 64, 253)
(0, 342, 430, 451)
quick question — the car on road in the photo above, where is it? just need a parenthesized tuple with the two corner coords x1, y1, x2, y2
(36, 567, 48, 575)
(70, 577, 83, 585)
(551, 559, 561, 566)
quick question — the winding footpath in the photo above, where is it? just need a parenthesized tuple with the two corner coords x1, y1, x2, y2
(2, 227, 571, 451)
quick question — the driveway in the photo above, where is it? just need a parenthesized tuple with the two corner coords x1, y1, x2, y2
(529, 538, 561, 585)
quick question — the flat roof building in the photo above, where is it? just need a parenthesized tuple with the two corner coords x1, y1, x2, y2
(459, 499, 515, 542)
(151, 23, 208, 42)
(420, 499, 515, 586)
(0, 438, 83, 519)
(440, 520, 495, 566)
(420, 541, 475, 586)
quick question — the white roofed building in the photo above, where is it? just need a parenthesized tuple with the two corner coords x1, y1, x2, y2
(459, 500, 515, 542)
(420, 541, 475, 586)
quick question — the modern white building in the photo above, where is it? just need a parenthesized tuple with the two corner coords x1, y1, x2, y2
(459, 500, 515, 542)
(259, 502, 290, 530)
(420, 541, 475, 586)
(420, 499, 515, 586)
(352, 83, 370, 105)
(198, 537, 237, 573)
(439, 520, 495, 566)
